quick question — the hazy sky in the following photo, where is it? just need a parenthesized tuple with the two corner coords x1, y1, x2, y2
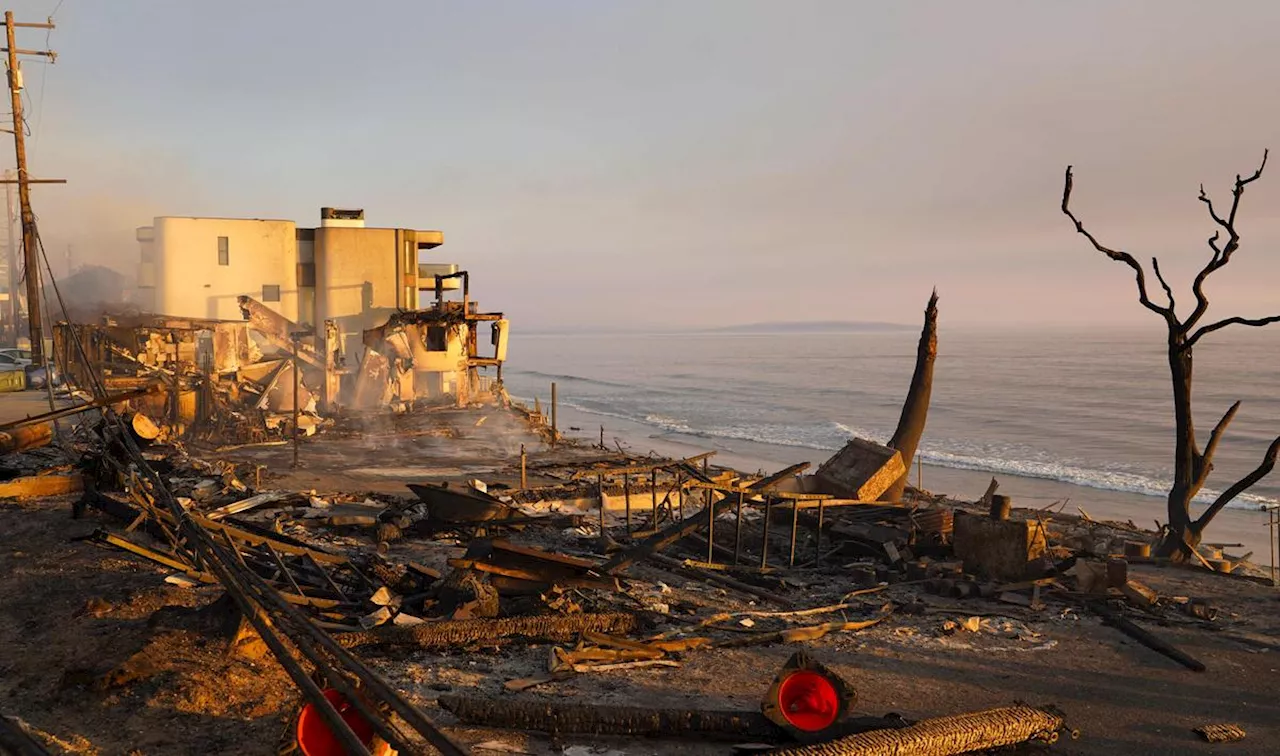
(12, 0, 1280, 329)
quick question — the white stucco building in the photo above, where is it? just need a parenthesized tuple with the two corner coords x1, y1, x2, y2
(135, 208, 456, 358)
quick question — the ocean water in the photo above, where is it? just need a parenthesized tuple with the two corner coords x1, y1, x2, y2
(502, 326, 1280, 512)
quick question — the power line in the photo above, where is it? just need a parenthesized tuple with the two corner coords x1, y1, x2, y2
(30, 0, 63, 157)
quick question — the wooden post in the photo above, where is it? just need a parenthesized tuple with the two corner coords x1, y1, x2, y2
(599, 425, 605, 450)
(550, 381, 557, 444)
(733, 489, 744, 564)
(650, 468, 658, 527)
(520, 444, 527, 489)
(706, 491, 715, 564)
(703, 457, 711, 511)
(760, 496, 772, 569)
(597, 474, 605, 535)
(623, 473, 631, 534)
(291, 336, 300, 469)
(815, 498, 825, 564)
(1270, 507, 1278, 587)
(989, 494, 1011, 520)
(676, 470, 684, 521)
(788, 498, 800, 566)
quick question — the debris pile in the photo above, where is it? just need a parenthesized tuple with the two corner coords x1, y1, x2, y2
(3, 291, 1269, 753)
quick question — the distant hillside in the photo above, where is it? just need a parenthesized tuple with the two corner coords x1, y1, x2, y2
(712, 320, 913, 334)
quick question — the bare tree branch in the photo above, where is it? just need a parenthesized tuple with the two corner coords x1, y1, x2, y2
(1062, 166, 1175, 321)
(1204, 231, 1222, 259)
(1195, 400, 1241, 483)
(1198, 183, 1228, 229)
(1229, 149, 1269, 225)
(1151, 257, 1176, 312)
(1186, 313, 1280, 348)
(1185, 150, 1269, 330)
(1195, 434, 1280, 530)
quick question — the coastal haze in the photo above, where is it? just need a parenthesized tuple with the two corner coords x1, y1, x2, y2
(16, 0, 1280, 333)
(20, 0, 1280, 548)
(12, 1, 1280, 544)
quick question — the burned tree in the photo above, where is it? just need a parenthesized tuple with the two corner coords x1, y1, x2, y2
(881, 289, 938, 502)
(1061, 152, 1280, 559)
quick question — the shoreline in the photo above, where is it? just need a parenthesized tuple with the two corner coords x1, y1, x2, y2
(550, 401, 1278, 562)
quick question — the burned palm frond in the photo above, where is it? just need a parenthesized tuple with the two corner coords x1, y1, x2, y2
(766, 706, 1066, 756)
(438, 694, 783, 741)
(335, 612, 640, 650)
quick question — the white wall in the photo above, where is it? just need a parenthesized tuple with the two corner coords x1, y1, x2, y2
(152, 217, 299, 322)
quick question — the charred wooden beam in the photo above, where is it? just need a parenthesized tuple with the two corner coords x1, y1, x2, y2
(0, 473, 82, 499)
(1099, 608, 1206, 672)
(0, 423, 52, 455)
(438, 694, 783, 741)
(335, 612, 640, 650)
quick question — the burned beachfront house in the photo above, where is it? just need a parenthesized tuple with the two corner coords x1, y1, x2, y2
(353, 272, 510, 410)
(49, 208, 510, 442)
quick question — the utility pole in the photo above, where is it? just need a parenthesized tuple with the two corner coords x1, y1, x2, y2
(3, 11, 58, 366)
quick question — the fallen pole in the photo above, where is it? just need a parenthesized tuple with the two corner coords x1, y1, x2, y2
(1101, 610, 1206, 672)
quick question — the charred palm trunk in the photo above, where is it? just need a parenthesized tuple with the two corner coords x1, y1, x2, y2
(1159, 339, 1199, 556)
(881, 291, 938, 502)
(1063, 154, 1280, 562)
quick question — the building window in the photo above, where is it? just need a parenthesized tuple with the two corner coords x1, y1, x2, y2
(262, 284, 281, 302)
(426, 325, 447, 352)
(217, 236, 229, 266)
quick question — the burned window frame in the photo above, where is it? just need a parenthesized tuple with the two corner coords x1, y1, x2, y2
(426, 325, 447, 352)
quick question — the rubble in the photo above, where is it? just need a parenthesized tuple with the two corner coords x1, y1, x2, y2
(6, 298, 1277, 753)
